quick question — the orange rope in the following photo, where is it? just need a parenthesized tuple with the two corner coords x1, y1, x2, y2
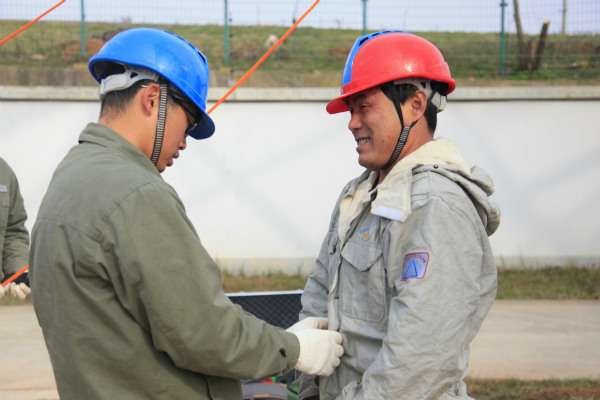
(0, 0, 67, 45)
(207, 0, 320, 114)
(1, 265, 29, 288)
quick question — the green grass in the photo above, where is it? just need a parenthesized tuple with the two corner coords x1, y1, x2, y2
(496, 266, 600, 300)
(221, 270, 308, 293)
(2, 266, 598, 306)
(220, 266, 600, 299)
(465, 378, 600, 400)
(1, 20, 599, 83)
(0, 295, 32, 306)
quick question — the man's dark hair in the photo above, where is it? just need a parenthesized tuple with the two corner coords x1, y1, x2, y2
(100, 82, 146, 118)
(99, 67, 176, 119)
(379, 80, 448, 134)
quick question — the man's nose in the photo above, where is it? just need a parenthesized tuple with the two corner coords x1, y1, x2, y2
(348, 112, 362, 133)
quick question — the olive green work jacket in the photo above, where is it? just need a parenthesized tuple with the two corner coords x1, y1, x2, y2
(0, 156, 29, 278)
(30, 123, 299, 400)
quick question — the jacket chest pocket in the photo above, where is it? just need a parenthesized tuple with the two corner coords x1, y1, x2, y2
(339, 238, 386, 322)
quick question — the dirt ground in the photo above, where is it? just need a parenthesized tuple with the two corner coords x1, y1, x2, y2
(1, 300, 599, 400)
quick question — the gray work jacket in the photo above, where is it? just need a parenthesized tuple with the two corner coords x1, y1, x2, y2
(0, 157, 29, 278)
(298, 138, 500, 400)
(30, 123, 299, 400)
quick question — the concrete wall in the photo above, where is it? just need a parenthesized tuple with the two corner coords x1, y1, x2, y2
(1, 87, 599, 273)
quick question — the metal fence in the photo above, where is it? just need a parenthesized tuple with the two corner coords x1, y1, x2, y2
(1, 0, 599, 84)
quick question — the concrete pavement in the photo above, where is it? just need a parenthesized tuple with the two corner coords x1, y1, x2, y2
(468, 300, 600, 380)
(1, 300, 599, 400)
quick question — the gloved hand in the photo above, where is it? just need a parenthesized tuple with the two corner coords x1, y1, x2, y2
(0, 283, 5, 299)
(1, 272, 31, 300)
(7, 282, 31, 300)
(289, 329, 343, 376)
(286, 317, 329, 334)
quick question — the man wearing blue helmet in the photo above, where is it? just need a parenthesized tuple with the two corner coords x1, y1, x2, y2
(297, 32, 500, 399)
(29, 28, 343, 400)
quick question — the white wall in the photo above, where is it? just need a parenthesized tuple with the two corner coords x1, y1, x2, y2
(1, 98, 599, 272)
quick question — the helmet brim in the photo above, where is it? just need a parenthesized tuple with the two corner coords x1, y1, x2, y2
(326, 95, 351, 114)
(189, 111, 215, 140)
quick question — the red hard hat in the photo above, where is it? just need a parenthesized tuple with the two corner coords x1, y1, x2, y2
(327, 31, 456, 114)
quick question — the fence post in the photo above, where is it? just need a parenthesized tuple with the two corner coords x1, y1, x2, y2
(224, 0, 230, 66)
(499, 0, 507, 76)
(362, 0, 368, 35)
(561, 0, 567, 35)
(80, 0, 86, 58)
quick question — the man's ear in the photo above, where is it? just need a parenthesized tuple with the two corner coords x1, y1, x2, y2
(410, 90, 428, 120)
(140, 82, 161, 116)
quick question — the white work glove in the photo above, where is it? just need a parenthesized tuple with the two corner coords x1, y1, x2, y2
(0, 284, 5, 299)
(286, 317, 329, 334)
(288, 328, 343, 376)
(7, 282, 31, 300)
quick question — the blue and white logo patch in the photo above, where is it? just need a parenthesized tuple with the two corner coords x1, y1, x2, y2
(0, 185, 6, 192)
(401, 252, 429, 281)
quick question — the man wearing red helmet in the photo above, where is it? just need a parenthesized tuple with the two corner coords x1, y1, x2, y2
(297, 31, 500, 399)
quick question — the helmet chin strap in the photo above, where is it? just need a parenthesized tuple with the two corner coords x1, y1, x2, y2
(150, 83, 168, 166)
(381, 102, 419, 171)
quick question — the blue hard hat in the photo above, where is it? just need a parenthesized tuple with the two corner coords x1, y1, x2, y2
(89, 27, 215, 140)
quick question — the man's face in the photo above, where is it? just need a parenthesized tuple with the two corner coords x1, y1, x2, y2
(156, 100, 193, 173)
(345, 88, 401, 171)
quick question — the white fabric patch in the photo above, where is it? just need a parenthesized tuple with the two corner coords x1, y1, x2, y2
(0, 185, 7, 192)
(99, 64, 160, 98)
(373, 205, 404, 221)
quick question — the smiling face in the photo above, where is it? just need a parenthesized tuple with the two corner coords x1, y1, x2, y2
(346, 87, 402, 172)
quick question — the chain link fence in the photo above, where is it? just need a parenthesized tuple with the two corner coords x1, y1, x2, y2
(1, 0, 599, 85)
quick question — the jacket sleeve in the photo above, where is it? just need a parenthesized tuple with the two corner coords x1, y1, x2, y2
(337, 194, 486, 399)
(1, 162, 30, 276)
(102, 182, 300, 380)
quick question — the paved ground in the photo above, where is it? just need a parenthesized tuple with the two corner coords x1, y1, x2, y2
(1, 300, 599, 400)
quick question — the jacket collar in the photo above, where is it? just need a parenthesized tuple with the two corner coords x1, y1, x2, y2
(372, 137, 469, 222)
(339, 138, 470, 232)
(78, 122, 161, 177)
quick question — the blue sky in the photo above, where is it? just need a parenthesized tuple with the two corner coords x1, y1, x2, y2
(2, 0, 599, 34)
